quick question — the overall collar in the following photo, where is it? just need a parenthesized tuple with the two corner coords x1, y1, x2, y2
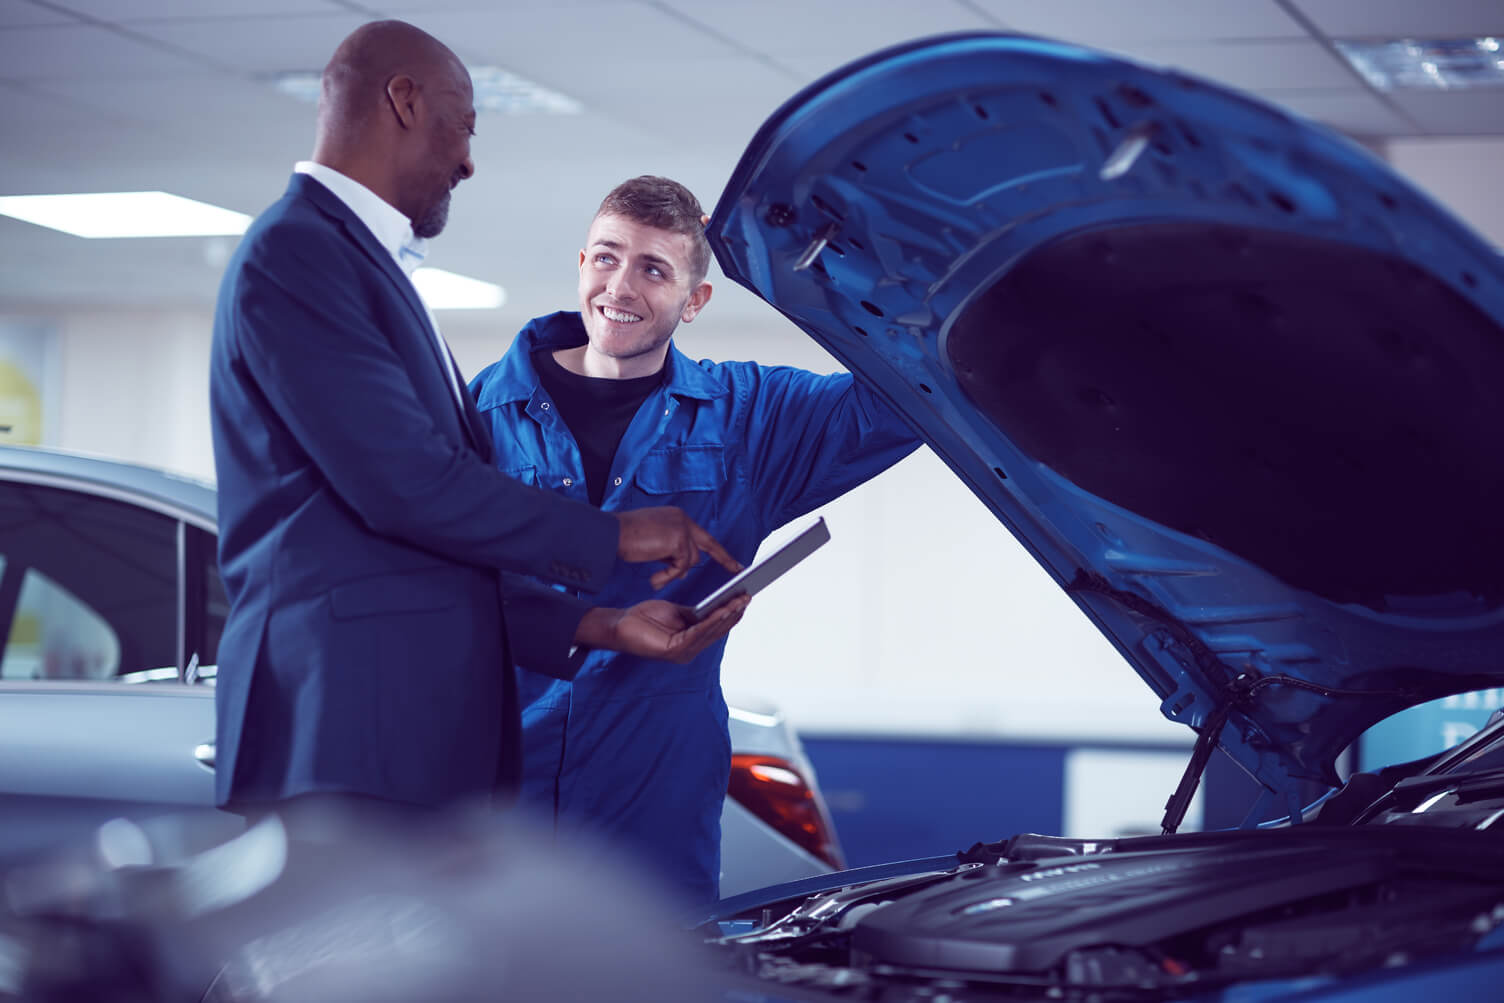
(475, 311, 729, 409)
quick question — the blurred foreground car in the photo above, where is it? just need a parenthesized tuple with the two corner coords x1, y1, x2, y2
(0, 444, 840, 898)
(696, 32, 1504, 1002)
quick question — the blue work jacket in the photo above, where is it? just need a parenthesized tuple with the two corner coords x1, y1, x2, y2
(468, 311, 919, 904)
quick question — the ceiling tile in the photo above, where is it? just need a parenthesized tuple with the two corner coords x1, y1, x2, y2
(0, 81, 127, 177)
(0, 1, 80, 27)
(1291, 0, 1504, 39)
(359, 4, 762, 139)
(976, 0, 1307, 45)
(392, 3, 747, 71)
(124, 13, 372, 73)
(1117, 38, 1362, 92)
(0, 23, 210, 78)
(1388, 90, 1504, 136)
(24, 73, 315, 179)
(0, 215, 232, 306)
(368, 0, 637, 9)
(657, 0, 997, 64)
(42, 0, 350, 18)
(1273, 89, 1422, 136)
(573, 55, 803, 146)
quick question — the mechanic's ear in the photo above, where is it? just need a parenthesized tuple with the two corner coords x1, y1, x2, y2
(682, 281, 713, 323)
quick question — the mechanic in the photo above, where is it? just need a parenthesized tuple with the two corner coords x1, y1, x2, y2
(468, 175, 921, 903)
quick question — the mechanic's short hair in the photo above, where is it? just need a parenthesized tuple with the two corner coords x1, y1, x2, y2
(596, 176, 711, 285)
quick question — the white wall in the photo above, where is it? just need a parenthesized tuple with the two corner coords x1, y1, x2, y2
(1386, 137, 1504, 248)
(5, 308, 216, 480)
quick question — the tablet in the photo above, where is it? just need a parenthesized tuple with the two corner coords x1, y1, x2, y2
(691, 517, 831, 621)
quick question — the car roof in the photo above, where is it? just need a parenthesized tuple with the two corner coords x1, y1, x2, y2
(0, 445, 216, 530)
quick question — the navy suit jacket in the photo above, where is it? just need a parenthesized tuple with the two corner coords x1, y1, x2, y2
(209, 173, 620, 809)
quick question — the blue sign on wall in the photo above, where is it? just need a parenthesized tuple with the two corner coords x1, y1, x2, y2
(1358, 688, 1504, 771)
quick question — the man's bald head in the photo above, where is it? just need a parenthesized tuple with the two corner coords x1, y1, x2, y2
(312, 20, 476, 237)
(318, 20, 461, 144)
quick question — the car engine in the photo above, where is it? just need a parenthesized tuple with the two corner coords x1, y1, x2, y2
(709, 826, 1504, 1001)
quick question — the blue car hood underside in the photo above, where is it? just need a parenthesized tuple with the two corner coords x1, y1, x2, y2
(707, 34, 1504, 811)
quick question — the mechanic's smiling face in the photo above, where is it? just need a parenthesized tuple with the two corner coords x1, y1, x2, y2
(576, 213, 712, 379)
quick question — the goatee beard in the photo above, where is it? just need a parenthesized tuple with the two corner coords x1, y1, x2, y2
(414, 190, 451, 239)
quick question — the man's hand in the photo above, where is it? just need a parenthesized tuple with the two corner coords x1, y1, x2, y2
(574, 596, 751, 663)
(616, 506, 742, 590)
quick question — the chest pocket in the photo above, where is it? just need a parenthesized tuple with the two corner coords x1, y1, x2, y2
(633, 444, 725, 494)
(629, 444, 725, 528)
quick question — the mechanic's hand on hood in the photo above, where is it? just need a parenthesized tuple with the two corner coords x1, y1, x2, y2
(574, 596, 751, 663)
(616, 506, 743, 589)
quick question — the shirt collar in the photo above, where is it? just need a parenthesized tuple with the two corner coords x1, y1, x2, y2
(475, 311, 728, 408)
(294, 161, 428, 275)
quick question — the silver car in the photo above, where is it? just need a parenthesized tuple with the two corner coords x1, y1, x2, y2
(0, 444, 840, 898)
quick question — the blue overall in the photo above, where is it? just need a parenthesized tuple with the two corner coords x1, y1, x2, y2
(468, 311, 919, 903)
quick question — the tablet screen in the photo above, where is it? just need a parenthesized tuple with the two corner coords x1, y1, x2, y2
(690, 517, 830, 621)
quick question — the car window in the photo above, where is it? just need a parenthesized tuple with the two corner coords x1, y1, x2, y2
(0, 479, 180, 679)
(1, 563, 121, 679)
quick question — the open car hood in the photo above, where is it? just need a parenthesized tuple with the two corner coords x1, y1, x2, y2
(706, 33, 1504, 822)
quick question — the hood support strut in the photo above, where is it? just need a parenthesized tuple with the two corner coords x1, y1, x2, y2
(1069, 570, 1417, 832)
(1162, 685, 1241, 835)
(1069, 570, 1251, 834)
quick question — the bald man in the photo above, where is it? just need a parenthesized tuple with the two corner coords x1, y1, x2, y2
(209, 20, 747, 822)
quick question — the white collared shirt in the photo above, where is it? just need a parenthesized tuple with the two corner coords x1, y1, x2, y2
(294, 160, 466, 411)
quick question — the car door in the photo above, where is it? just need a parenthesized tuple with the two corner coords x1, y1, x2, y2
(0, 471, 235, 864)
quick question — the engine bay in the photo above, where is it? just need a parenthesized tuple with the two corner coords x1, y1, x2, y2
(709, 827, 1504, 1001)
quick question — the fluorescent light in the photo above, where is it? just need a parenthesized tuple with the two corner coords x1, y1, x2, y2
(272, 73, 321, 104)
(469, 66, 582, 115)
(274, 66, 583, 115)
(411, 267, 506, 310)
(1336, 37, 1504, 90)
(0, 192, 251, 238)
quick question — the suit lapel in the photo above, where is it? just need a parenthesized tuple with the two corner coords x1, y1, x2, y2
(452, 355, 495, 463)
(293, 175, 487, 455)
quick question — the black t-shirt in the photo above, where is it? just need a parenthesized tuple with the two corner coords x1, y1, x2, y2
(532, 349, 664, 506)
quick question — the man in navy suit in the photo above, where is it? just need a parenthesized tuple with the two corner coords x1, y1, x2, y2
(209, 20, 747, 822)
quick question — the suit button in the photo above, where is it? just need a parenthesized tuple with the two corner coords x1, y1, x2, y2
(541, 402, 551, 410)
(562, 477, 573, 487)
(613, 477, 623, 486)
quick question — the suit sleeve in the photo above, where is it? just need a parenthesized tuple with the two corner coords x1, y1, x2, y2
(224, 217, 619, 590)
(740, 365, 922, 530)
(497, 575, 592, 680)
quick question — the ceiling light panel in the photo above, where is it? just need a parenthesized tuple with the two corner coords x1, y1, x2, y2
(1337, 37, 1504, 90)
(0, 192, 251, 238)
(411, 267, 506, 310)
